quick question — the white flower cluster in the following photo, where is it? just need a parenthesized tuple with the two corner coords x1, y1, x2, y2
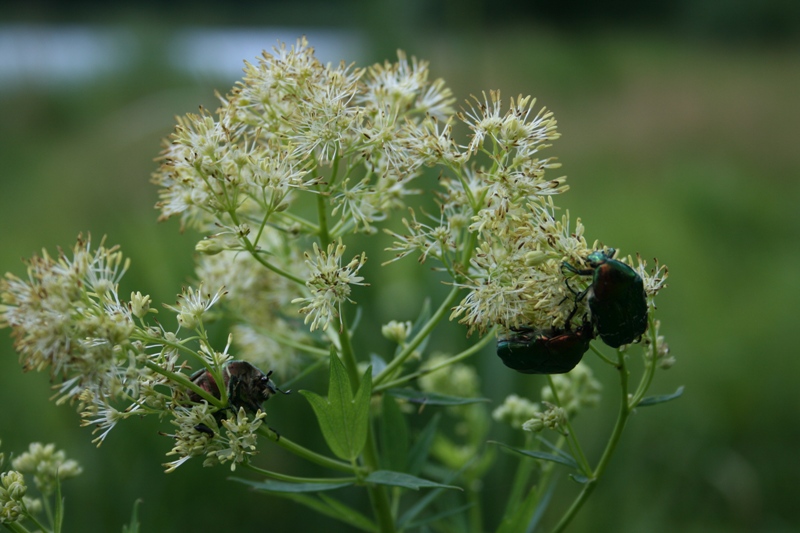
(0, 236, 137, 407)
(0, 441, 82, 525)
(153, 37, 669, 342)
(1, 39, 672, 478)
(494, 363, 603, 434)
(11, 443, 83, 497)
(0, 237, 270, 471)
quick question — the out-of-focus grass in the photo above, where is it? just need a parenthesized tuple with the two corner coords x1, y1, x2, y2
(1, 28, 798, 532)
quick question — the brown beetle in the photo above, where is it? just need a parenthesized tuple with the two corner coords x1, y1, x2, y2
(188, 360, 289, 415)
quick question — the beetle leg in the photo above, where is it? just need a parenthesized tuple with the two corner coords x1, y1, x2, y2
(561, 261, 593, 277)
(194, 424, 215, 437)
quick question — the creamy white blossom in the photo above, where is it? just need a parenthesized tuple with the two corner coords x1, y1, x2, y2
(293, 241, 368, 332)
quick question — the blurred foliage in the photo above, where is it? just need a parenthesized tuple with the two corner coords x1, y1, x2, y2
(1, 11, 799, 533)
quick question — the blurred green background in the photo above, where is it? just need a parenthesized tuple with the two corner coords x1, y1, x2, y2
(1, 1, 799, 531)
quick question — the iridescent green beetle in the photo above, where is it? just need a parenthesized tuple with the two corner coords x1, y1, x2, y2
(496, 320, 594, 374)
(563, 248, 648, 348)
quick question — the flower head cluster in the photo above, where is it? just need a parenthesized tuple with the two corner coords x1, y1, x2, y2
(293, 241, 367, 332)
(2, 39, 672, 485)
(163, 404, 224, 472)
(206, 408, 266, 471)
(419, 355, 480, 399)
(494, 363, 602, 434)
(541, 363, 602, 416)
(153, 37, 456, 235)
(0, 441, 82, 525)
(0, 238, 275, 472)
(0, 470, 26, 524)
(492, 394, 542, 430)
(11, 443, 82, 497)
(523, 403, 568, 434)
(0, 235, 136, 404)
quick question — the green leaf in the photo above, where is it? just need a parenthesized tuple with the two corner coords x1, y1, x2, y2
(350, 365, 372, 460)
(405, 504, 474, 530)
(300, 389, 350, 460)
(637, 386, 685, 407)
(491, 441, 579, 470)
(380, 394, 409, 471)
(284, 493, 377, 532)
(54, 476, 64, 533)
(121, 499, 143, 533)
(398, 457, 474, 529)
(529, 482, 556, 532)
(369, 353, 387, 377)
(299, 349, 371, 461)
(233, 478, 353, 493)
(497, 483, 541, 533)
(318, 494, 377, 532)
(396, 298, 432, 357)
(407, 413, 440, 476)
(365, 470, 462, 491)
(387, 388, 490, 406)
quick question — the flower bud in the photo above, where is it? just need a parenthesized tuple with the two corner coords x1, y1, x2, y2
(381, 320, 411, 343)
(195, 237, 225, 255)
(130, 291, 152, 318)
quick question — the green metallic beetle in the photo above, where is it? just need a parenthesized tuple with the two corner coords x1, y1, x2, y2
(496, 319, 594, 374)
(562, 248, 648, 348)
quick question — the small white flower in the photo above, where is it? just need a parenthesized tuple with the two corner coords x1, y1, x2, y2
(11, 443, 82, 497)
(493, 395, 541, 430)
(163, 404, 223, 473)
(0, 470, 27, 523)
(419, 355, 479, 398)
(292, 241, 368, 332)
(207, 407, 266, 471)
(541, 363, 602, 416)
(165, 284, 227, 331)
(381, 320, 412, 344)
(129, 291, 152, 318)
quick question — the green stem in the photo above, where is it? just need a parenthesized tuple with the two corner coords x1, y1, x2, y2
(227, 209, 307, 285)
(550, 349, 631, 533)
(24, 511, 49, 533)
(261, 331, 329, 358)
(245, 463, 356, 484)
(530, 434, 567, 504)
(503, 433, 537, 518)
(325, 152, 341, 192)
(258, 426, 357, 473)
(133, 332, 203, 365)
(362, 421, 397, 533)
(373, 285, 462, 386)
(468, 481, 483, 533)
(335, 316, 396, 532)
(279, 211, 320, 234)
(546, 375, 592, 476)
(141, 360, 222, 407)
(316, 190, 331, 249)
(629, 314, 659, 408)
(337, 314, 361, 392)
(3, 522, 32, 533)
(589, 343, 617, 366)
(373, 330, 494, 392)
(244, 242, 307, 285)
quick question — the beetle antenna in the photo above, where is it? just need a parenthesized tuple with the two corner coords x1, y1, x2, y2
(265, 370, 291, 394)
